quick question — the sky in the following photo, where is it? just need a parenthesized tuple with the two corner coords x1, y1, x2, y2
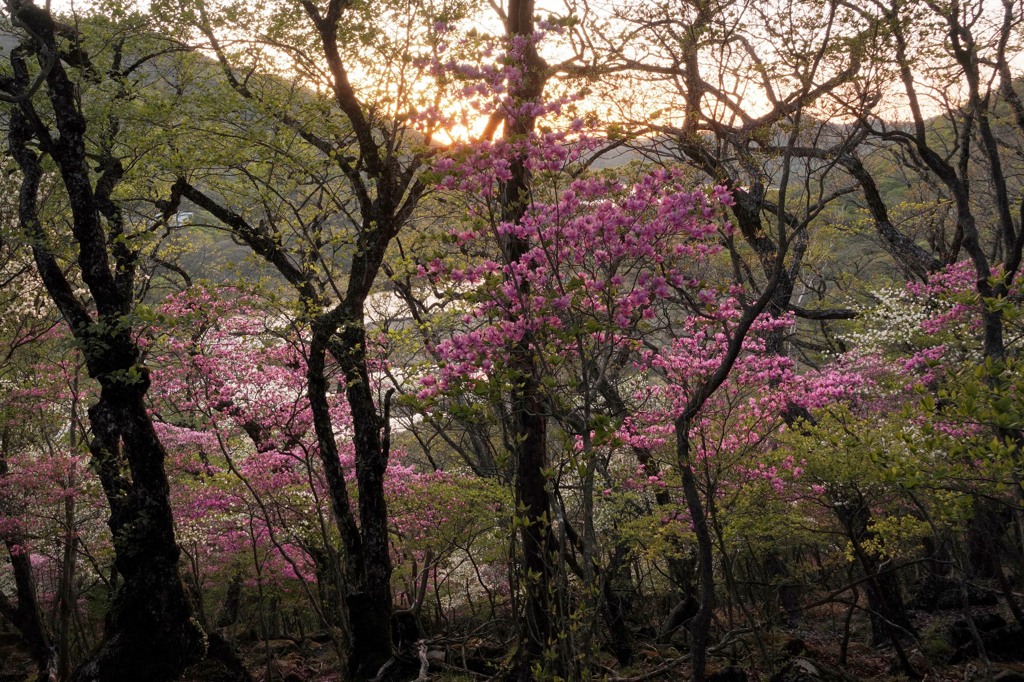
(16, 0, 1015, 126)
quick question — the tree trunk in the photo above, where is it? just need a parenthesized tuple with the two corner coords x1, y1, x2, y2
(3, 9, 236, 678)
(0, 445, 55, 680)
(338, 315, 394, 680)
(830, 489, 914, 646)
(497, 2, 556, 677)
(602, 545, 636, 666)
(676, 421, 714, 682)
(71, 393, 206, 682)
(1, 543, 54, 681)
(509, 366, 554, 681)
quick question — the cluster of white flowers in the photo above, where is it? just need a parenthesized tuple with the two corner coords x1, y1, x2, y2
(176, 519, 210, 549)
(7, 291, 49, 322)
(879, 424, 946, 468)
(843, 287, 931, 351)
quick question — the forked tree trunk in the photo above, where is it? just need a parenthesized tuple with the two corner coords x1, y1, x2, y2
(3, 6, 242, 679)
(830, 489, 914, 647)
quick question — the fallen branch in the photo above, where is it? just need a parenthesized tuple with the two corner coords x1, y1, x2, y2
(414, 641, 428, 682)
(609, 654, 691, 682)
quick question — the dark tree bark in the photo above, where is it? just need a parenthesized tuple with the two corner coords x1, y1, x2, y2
(1, 5, 246, 680)
(174, 1, 435, 674)
(675, 422, 715, 682)
(0, 551, 53, 682)
(834, 152, 942, 281)
(0, 439, 55, 681)
(493, 2, 560, 678)
(601, 544, 636, 666)
(966, 499, 1010, 580)
(829, 488, 915, 648)
(764, 144, 943, 282)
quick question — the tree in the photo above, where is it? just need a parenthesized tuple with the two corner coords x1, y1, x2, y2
(1, 2, 205, 675)
(856, 0, 1024, 597)
(157, 0, 474, 674)
(424, 113, 806, 677)
(858, 0, 1024, 360)
(0, 4, 242, 680)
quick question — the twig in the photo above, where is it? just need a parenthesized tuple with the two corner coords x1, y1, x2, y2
(609, 654, 691, 682)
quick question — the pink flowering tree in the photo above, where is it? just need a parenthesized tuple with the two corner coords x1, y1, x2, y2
(412, 72, 808, 671)
(147, 289, 346, 633)
(0, 319, 111, 681)
(771, 262, 1023, 660)
(145, 286, 512, 658)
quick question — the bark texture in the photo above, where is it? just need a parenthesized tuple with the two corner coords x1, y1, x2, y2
(2, 6, 220, 679)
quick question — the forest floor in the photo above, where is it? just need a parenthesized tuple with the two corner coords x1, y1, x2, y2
(2, 600, 1023, 681)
